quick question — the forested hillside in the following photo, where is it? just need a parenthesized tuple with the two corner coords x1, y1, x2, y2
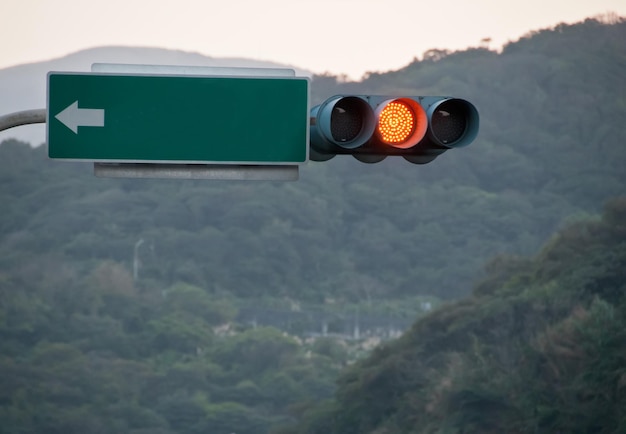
(0, 15, 625, 434)
(293, 197, 626, 434)
(2, 18, 626, 302)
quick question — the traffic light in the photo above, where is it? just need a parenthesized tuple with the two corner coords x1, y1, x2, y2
(309, 95, 478, 164)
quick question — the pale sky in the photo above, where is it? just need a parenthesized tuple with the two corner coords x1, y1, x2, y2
(2, 0, 626, 80)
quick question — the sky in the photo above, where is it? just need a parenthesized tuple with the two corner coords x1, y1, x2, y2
(2, 0, 626, 80)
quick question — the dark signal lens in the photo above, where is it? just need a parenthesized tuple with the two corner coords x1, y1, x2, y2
(312, 96, 375, 150)
(330, 98, 365, 143)
(431, 100, 467, 144)
(427, 98, 478, 147)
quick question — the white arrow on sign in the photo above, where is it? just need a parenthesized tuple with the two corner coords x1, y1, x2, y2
(55, 101, 105, 134)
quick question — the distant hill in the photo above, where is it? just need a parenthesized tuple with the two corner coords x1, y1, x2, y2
(1, 16, 626, 434)
(292, 197, 626, 434)
(1, 16, 625, 302)
(289, 16, 626, 433)
(0, 46, 311, 146)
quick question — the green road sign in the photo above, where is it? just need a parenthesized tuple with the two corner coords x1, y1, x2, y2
(47, 72, 309, 164)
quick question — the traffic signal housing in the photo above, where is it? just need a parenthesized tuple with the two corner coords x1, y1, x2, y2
(309, 95, 478, 164)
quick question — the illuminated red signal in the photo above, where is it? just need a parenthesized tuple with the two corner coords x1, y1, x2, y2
(375, 98, 427, 149)
(378, 102, 413, 143)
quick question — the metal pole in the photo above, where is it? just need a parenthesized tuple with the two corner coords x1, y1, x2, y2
(0, 109, 46, 132)
(133, 239, 145, 281)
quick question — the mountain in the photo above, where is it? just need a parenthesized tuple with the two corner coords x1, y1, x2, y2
(0, 46, 311, 146)
(287, 17, 626, 433)
(1, 15, 625, 434)
(292, 197, 626, 433)
(2, 17, 626, 303)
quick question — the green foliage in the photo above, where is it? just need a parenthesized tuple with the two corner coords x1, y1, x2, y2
(296, 197, 626, 433)
(1, 16, 626, 434)
(0, 269, 344, 433)
(3, 20, 626, 301)
(212, 327, 299, 378)
(163, 282, 237, 325)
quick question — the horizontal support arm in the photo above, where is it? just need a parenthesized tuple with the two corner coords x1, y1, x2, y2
(0, 109, 46, 132)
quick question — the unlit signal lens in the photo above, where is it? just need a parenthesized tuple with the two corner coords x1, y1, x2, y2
(311, 96, 376, 151)
(426, 98, 479, 148)
(330, 98, 366, 143)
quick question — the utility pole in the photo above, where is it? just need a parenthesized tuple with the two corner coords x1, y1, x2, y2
(133, 239, 144, 282)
